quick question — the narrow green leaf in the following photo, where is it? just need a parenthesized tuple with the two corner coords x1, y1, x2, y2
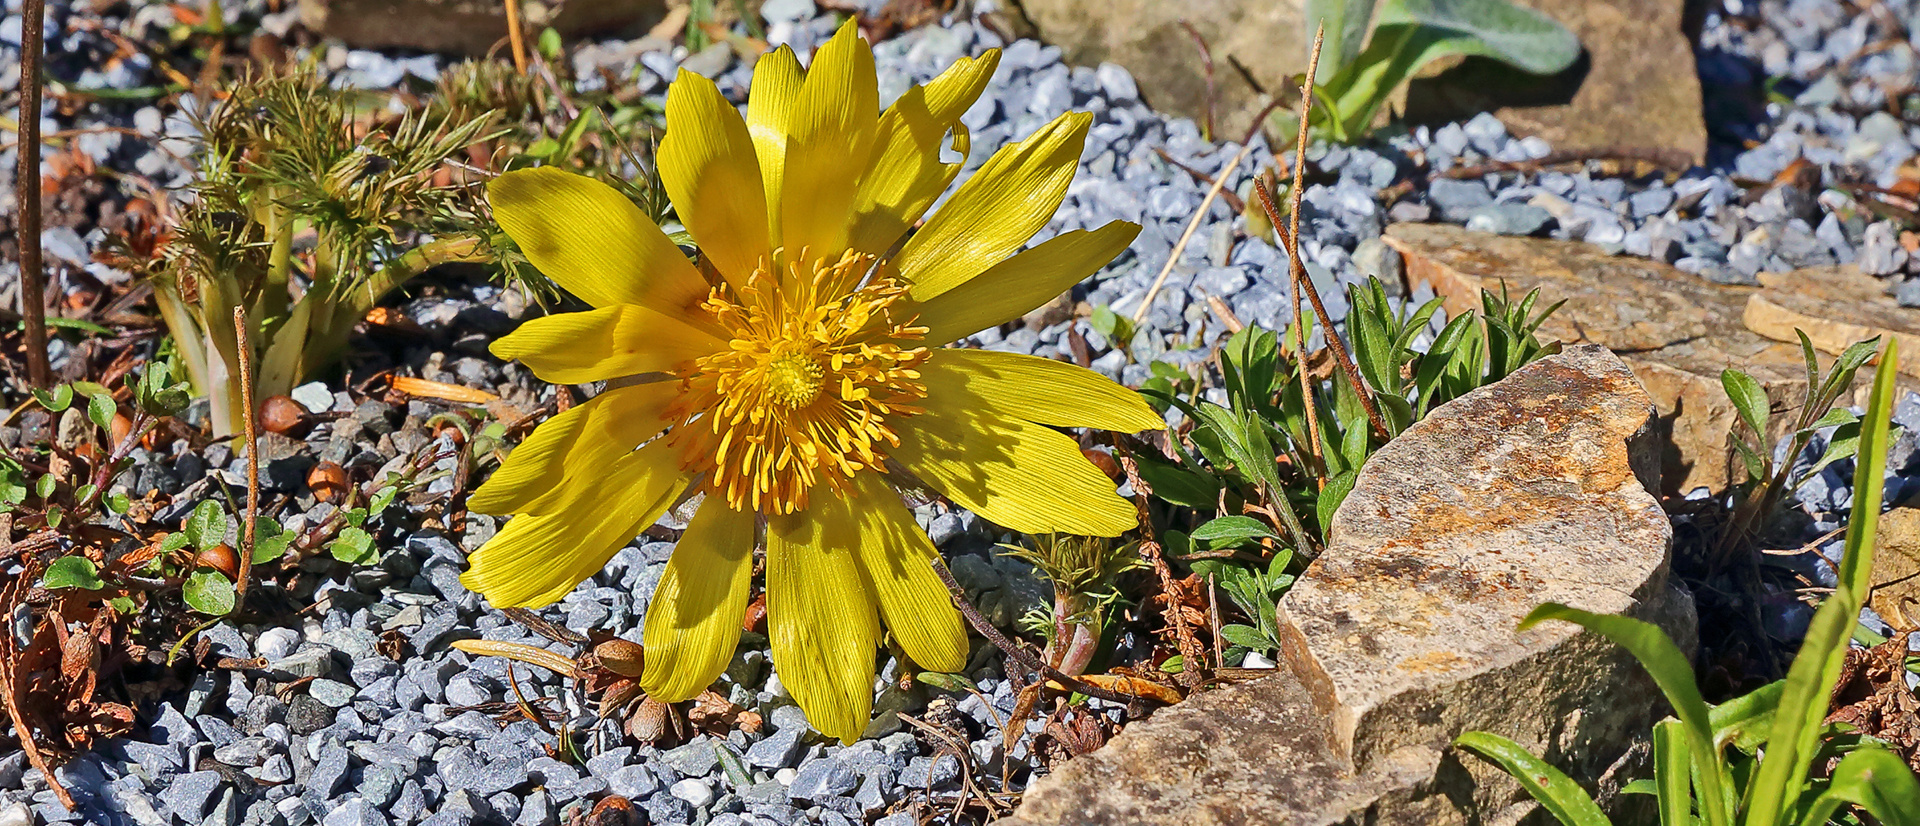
(1721, 369, 1772, 452)
(1798, 747, 1920, 826)
(916, 672, 981, 694)
(1453, 731, 1612, 826)
(1190, 516, 1280, 548)
(1520, 604, 1730, 826)
(1318, 469, 1358, 531)
(1748, 340, 1898, 826)
(1220, 624, 1273, 651)
(1710, 679, 1784, 754)
(1652, 720, 1691, 826)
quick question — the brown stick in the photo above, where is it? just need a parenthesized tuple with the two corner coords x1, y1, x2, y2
(929, 559, 1156, 709)
(1177, 20, 1217, 142)
(503, 0, 528, 74)
(1261, 26, 1391, 442)
(232, 308, 259, 610)
(16, 0, 49, 388)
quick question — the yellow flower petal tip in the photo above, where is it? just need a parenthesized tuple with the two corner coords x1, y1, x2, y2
(478, 29, 1142, 740)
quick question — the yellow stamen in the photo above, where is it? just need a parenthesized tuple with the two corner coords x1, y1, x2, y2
(663, 250, 928, 514)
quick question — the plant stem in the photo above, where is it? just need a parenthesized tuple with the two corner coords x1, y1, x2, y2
(503, 0, 528, 74)
(15, 0, 49, 388)
(231, 307, 259, 611)
(929, 559, 1156, 708)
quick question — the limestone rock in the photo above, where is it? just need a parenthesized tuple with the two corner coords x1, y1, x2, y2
(298, 0, 667, 56)
(1006, 0, 1704, 161)
(1001, 345, 1694, 825)
(1871, 507, 1920, 631)
(1384, 222, 1808, 496)
(1405, 0, 1707, 165)
(1746, 265, 1920, 379)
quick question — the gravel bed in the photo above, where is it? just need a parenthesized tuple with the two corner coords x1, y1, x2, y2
(6, 0, 1920, 823)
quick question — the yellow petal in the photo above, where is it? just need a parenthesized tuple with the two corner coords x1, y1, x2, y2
(661, 68, 771, 286)
(895, 112, 1092, 302)
(918, 349, 1163, 433)
(778, 20, 879, 262)
(467, 382, 678, 515)
(766, 498, 881, 743)
(641, 497, 756, 702)
(846, 50, 1000, 257)
(460, 441, 689, 608)
(491, 304, 720, 385)
(846, 474, 967, 673)
(894, 403, 1138, 537)
(488, 167, 711, 316)
(747, 45, 804, 246)
(916, 221, 1138, 344)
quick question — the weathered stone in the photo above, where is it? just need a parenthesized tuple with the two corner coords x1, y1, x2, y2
(1005, 0, 1703, 161)
(1404, 0, 1707, 164)
(1871, 507, 1920, 631)
(1385, 222, 1809, 496)
(1001, 346, 1694, 825)
(297, 0, 668, 56)
(1745, 266, 1920, 378)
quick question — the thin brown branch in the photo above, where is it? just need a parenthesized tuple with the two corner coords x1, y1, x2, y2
(17, 0, 49, 388)
(232, 307, 259, 610)
(929, 559, 1155, 709)
(1261, 27, 1392, 442)
(1177, 20, 1217, 142)
(503, 0, 529, 74)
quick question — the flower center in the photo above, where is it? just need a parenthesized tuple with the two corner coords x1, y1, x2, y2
(664, 250, 929, 514)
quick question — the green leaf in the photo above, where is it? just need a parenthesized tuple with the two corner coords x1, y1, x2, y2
(87, 392, 115, 432)
(916, 672, 981, 694)
(1381, 0, 1581, 73)
(32, 384, 73, 412)
(1798, 747, 1920, 826)
(158, 532, 191, 553)
(1317, 469, 1357, 531)
(107, 596, 136, 614)
(1710, 679, 1784, 754)
(107, 491, 131, 514)
(1733, 438, 1768, 483)
(1721, 369, 1772, 451)
(1801, 407, 1859, 433)
(1189, 516, 1279, 549)
(185, 500, 228, 550)
(1220, 624, 1273, 651)
(252, 517, 293, 564)
(1803, 421, 1861, 478)
(1747, 340, 1899, 826)
(1305, 0, 1381, 82)
(181, 571, 236, 615)
(1452, 731, 1612, 826)
(42, 556, 105, 590)
(369, 486, 399, 515)
(1651, 720, 1691, 826)
(1520, 604, 1730, 826)
(346, 508, 369, 528)
(35, 473, 56, 500)
(329, 527, 379, 565)
(1134, 451, 1223, 509)
(537, 27, 563, 60)
(73, 484, 97, 504)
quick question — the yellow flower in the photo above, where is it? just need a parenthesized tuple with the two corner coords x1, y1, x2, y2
(461, 21, 1162, 742)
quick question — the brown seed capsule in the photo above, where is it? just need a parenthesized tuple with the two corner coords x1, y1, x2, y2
(626, 696, 671, 743)
(307, 461, 350, 504)
(109, 411, 133, 447)
(196, 544, 240, 581)
(593, 638, 646, 677)
(259, 395, 308, 435)
(741, 592, 767, 633)
(1083, 447, 1122, 481)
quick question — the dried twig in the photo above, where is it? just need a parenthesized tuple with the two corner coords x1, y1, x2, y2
(16, 0, 49, 388)
(232, 308, 259, 610)
(1177, 20, 1217, 142)
(1132, 96, 1288, 325)
(929, 560, 1154, 709)
(1256, 26, 1390, 442)
(1112, 439, 1211, 685)
(503, 0, 528, 74)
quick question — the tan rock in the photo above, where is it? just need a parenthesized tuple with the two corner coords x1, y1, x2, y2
(1872, 507, 1920, 632)
(1404, 0, 1707, 165)
(1383, 222, 1806, 495)
(1746, 265, 1920, 378)
(1001, 345, 1693, 825)
(1007, 0, 1704, 162)
(298, 0, 667, 56)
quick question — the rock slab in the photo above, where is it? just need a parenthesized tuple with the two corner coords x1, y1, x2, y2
(1385, 222, 1810, 496)
(298, 0, 667, 56)
(1001, 345, 1694, 825)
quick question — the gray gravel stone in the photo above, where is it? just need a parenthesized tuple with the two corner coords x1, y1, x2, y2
(745, 727, 804, 769)
(787, 758, 858, 803)
(158, 771, 222, 821)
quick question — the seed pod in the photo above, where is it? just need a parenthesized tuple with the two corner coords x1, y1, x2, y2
(196, 544, 240, 581)
(259, 395, 307, 435)
(1082, 447, 1122, 481)
(626, 696, 671, 742)
(109, 411, 133, 447)
(307, 462, 350, 504)
(598, 677, 646, 719)
(593, 638, 645, 677)
(741, 592, 767, 633)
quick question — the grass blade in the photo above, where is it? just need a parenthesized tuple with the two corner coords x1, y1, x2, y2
(1520, 605, 1730, 826)
(1746, 340, 1898, 826)
(1653, 720, 1692, 826)
(1796, 747, 1920, 826)
(1453, 731, 1612, 826)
